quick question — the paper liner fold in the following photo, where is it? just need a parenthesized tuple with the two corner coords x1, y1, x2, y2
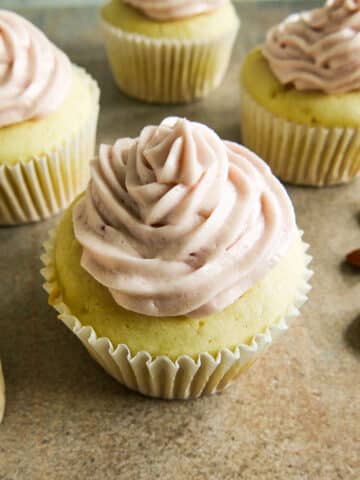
(240, 86, 360, 186)
(100, 17, 239, 103)
(0, 361, 5, 424)
(0, 68, 100, 225)
(41, 229, 312, 400)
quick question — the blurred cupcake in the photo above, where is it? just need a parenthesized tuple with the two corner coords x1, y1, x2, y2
(0, 10, 100, 225)
(240, 0, 360, 186)
(42, 117, 312, 399)
(100, 0, 239, 103)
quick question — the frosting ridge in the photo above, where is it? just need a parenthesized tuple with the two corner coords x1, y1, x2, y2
(73, 117, 297, 318)
(262, 0, 360, 93)
(123, 0, 227, 21)
(0, 10, 72, 128)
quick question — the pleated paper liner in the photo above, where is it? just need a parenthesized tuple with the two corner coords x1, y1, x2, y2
(41, 228, 312, 400)
(100, 16, 239, 104)
(0, 68, 100, 225)
(240, 86, 360, 187)
(0, 361, 5, 424)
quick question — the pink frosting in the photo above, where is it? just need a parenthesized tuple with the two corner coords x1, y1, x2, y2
(73, 117, 297, 318)
(0, 10, 72, 128)
(123, 0, 227, 21)
(263, 0, 360, 94)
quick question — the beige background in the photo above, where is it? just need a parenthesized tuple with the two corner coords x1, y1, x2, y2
(0, 1, 359, 479)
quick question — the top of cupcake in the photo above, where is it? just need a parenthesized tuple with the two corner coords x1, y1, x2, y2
(262, 0, 360, 93)
(0, 10, 72, 128)
(123, 0, 227, 21)
(73, 117, 296, 318)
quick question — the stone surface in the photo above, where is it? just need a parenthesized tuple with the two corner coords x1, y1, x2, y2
(0, 2, 359, 479)
(0, 361, 5, 424)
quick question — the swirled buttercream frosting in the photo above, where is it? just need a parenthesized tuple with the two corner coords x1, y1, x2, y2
(262, 0, 360, 93)
(0, 10, 72, 128)
(123, 0, 227, 21)
(73, 117, 297, 318)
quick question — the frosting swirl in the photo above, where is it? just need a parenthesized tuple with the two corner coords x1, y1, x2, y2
(262, 0, 360, 94)
(0, 10, 72, 128)
(123, 0, 227, 21)
(73, 117, 296, 318)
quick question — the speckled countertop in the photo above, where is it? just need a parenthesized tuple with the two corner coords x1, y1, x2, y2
(0, 2, 359, 479)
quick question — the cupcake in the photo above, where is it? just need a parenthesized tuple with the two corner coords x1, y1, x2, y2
(0, 10, 100, 225)
(100, 0, 239, 103)
(240, 0, 360, 186)
(41, 117, 312, 399)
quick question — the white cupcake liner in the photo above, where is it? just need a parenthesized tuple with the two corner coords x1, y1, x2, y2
(100, 16, 239, 103)
(0, 69, 100, 225)
(240, 86, 360, 186)
(0, 361, 5, 424)
(41, 229, 312, 400)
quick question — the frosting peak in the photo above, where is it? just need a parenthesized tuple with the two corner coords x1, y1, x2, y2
(262, 0, 360, 94)
(123, 0, 227, 21)
(0, 10, 72, 128)
(73, 117, 296, 318)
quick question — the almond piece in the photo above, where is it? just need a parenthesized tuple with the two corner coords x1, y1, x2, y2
(346, 249, 360, 269)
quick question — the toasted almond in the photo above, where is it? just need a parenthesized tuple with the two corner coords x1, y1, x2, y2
(346, 249, 360, 269)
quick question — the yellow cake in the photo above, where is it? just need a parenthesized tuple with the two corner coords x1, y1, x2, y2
(0, 10, 99, 225)
(42, 117, 312, 399)
(0, 67, 97, 166)
(239, 1, 360, 186)
(53, 200, 307, 360)
(241, 49, 360, 129)
(101, 0, 239, 40)
(100, 0, 239, 103)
